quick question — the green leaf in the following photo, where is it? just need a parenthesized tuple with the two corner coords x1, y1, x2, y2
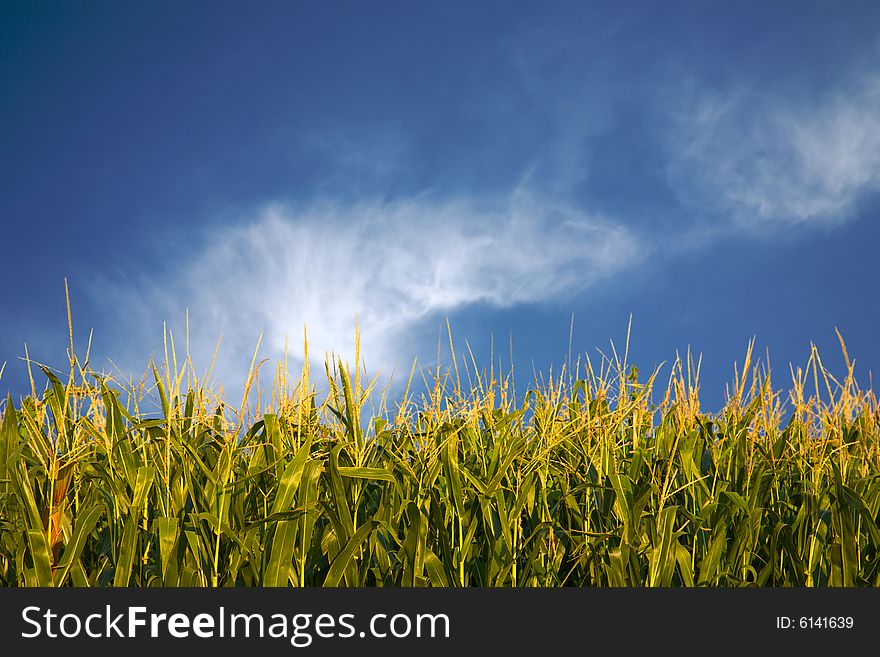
(113, 515, 139, 587)
(271, 435, 314, 516)
(55, 505, 105, 586)
(153, 517, 180, 580)
(264, 520, 298, 587)
(0, 396, 18, 493)
(323, 521, 378, 588)
(27, 530, 54, 587)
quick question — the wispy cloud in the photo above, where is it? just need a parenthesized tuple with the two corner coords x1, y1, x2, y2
(95, 192, 640, 384)
(88, 64, 880, 394)
(665, 73, 880, 229)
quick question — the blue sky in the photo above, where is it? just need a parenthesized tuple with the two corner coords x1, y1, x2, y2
(2, 0, 880, 409)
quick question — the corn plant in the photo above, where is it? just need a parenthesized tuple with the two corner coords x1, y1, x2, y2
(1, 327, 878, 587)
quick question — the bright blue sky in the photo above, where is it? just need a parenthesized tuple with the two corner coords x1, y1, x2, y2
(2, 1, 880, 409)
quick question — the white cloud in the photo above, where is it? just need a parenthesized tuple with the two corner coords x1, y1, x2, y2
(666, 74, 880, 228)
(97, 192, 640, 386)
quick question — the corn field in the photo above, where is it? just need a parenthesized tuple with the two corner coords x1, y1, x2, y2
(1, 327, 879, 587)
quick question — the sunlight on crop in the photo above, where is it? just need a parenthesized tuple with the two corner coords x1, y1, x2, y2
(1, 301, 878, 587)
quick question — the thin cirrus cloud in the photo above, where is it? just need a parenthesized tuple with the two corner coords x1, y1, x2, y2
(98, 192, 640, 386)
(665, 72, 880, 230)
(92, 70, 880, 393)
